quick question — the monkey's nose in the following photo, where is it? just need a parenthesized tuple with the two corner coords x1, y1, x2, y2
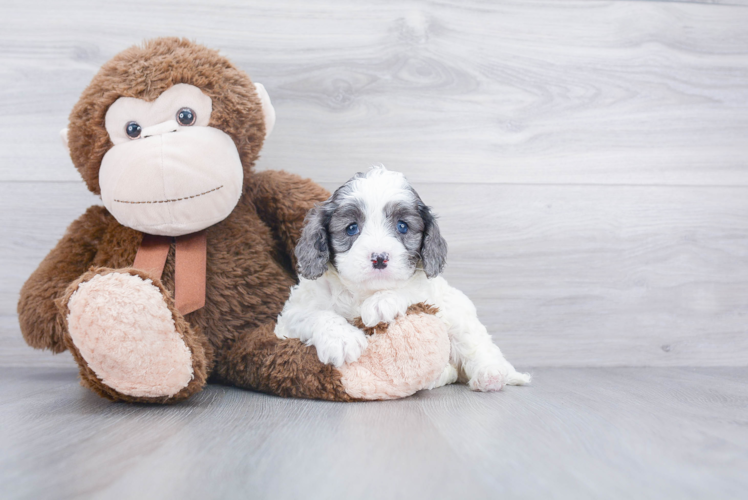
(371, 252, 389, 270)
(141, 120, 179, 139)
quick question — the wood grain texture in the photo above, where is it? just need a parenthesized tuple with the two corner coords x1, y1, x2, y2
(1, 366, 747, 499)
(1, 1, 747, 368)
(3, 181, 747, 367)
(2, 3, 748, 498)
(1, 0, 748, 185)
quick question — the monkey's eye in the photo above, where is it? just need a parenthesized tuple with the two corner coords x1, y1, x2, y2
(346, 223, 359, 236)
(177, 107, 196, 126)
(125, 121, 142, 139)
(397, 221, 409, 234)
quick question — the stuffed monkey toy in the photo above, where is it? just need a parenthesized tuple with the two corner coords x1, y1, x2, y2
(17, 38, 449, 403)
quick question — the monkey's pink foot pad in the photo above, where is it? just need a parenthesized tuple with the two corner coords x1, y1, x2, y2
(339, 310, 450, 400)
(66, 272, 194, 398)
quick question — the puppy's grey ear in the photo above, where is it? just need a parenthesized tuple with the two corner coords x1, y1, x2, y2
(295, 204, 330, 280)
(419, 204, 448, 278)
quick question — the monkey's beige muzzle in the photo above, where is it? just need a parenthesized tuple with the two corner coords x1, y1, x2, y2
(99, 124, 243, 236)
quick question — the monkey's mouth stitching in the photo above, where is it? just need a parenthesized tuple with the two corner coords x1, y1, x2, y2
(114, 185, 224, 204)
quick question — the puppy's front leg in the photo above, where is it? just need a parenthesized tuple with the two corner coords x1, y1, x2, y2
(276, 309, 368, 368)
(360, 290, 410, 327)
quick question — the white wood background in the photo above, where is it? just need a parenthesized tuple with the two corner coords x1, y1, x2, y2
(2, 0, 748, 368)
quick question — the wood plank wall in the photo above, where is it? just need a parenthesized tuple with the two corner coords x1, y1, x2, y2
(1, 0, 747, 367)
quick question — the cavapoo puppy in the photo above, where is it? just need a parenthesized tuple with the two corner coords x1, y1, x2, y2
(275, 166, 530, 392)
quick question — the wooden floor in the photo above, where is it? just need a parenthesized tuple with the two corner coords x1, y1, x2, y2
(2, 364, 747, 499)
(2, 0, 748, 498)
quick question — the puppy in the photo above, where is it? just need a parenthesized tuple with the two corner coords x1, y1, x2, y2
(275, 166, 530, 391)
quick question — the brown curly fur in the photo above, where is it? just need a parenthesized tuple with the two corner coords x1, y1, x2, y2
(17, 38, 355, 402)
(211, 323, 358, 402)
(18, 205, 110, 353)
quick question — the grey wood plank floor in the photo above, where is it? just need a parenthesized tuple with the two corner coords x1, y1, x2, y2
(2, 364, 747, 500)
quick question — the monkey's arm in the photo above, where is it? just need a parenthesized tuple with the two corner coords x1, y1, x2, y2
(249, 170, 330, 268)
(17, 205, 110, 353)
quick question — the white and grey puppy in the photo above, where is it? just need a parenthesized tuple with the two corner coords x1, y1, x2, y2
(275, 166, 530, 391)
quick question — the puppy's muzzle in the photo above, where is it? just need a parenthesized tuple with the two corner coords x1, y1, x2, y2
(371, 252, 389, 270)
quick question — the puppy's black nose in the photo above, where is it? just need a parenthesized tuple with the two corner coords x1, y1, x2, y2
(371, 252, 389, 270)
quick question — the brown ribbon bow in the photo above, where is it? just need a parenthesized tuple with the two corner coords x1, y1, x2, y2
(132, 231, 207, 315)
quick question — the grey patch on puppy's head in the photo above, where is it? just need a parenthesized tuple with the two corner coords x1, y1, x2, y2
(295, 172, 365, 279)
(384, 198, 423, 266)
(327, 201, 365, 255)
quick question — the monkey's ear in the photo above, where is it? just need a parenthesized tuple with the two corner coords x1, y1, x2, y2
(60, 127, 69, 153)
(254, 83, 276, 139)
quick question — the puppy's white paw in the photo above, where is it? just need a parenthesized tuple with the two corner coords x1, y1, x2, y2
(311, 317, 368, 368)
(468, 364, 510, 392)
(360, 291, 409, 327)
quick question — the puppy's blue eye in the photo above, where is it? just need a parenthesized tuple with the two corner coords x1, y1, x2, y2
(346, 223, 359, 236)
(397, 221, 408, 234)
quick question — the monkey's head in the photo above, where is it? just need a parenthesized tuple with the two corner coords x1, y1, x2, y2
(64, 37, 275, 236)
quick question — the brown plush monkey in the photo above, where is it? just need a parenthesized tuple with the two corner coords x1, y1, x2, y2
(17, 38, 448, 403)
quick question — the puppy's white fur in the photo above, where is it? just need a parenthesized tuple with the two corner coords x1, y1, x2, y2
(275, 166, 530, 391)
